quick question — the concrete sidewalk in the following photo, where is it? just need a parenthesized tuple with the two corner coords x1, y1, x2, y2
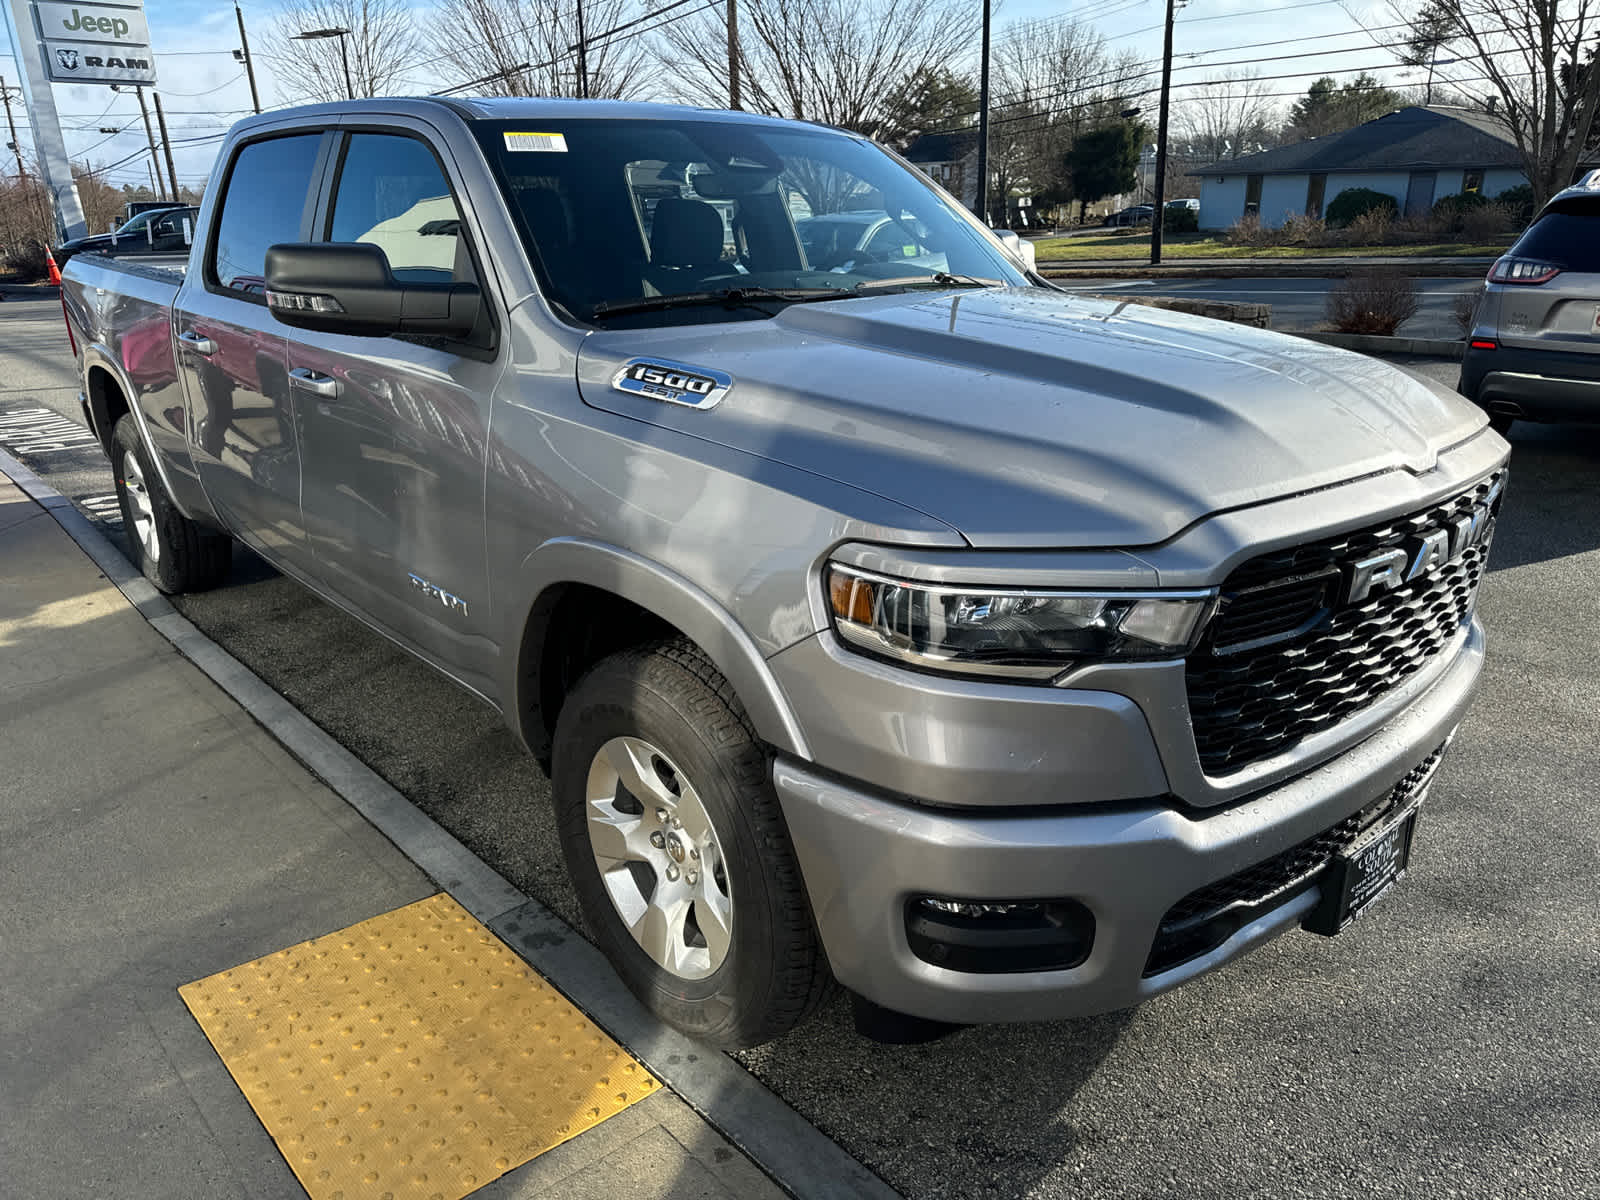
(0, 466, 784, 1199)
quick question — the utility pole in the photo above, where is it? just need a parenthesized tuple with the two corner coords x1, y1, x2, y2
(146, 157, 158, 199)
(125, 86, 165, 200)
(726, 0, 740, 110)
(575, 0, 589, 99)
(1, 76, 25, 180)
(1149, 0, 1177, 266)
(235, 3, 261, 115)
(152, 91, 180, 201)
(974, 0, 991, 224)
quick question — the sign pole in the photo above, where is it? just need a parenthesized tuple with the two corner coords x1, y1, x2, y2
(2, 0, 86, 239)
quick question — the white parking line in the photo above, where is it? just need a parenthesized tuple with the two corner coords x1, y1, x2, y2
(0, 406, 96, 454)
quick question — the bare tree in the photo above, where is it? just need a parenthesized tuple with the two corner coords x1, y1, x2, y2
(1402, 0, 1600, 204)
(656, 0, 976, 136)
(270, 0, 424, 102)
(1174, 73, 1282, 165)
(984, 18, 1146, 210)
(428, 0, 651, 99)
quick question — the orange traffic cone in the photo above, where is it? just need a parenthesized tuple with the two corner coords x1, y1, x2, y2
(45, 249, 62, 286)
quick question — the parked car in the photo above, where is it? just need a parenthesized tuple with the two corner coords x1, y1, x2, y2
(1165, 197, 1199, 211)
(63, 98, 1506, 1048)
(54, 205, 199, 269)
(1103, 204, 1153, 227)
(1459, 169, 1600, 433)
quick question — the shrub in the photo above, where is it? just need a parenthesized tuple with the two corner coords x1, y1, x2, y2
(1433, 190, 1490, 217)
(1325, 187, 1399, 227)
(1453, 283, 1485, 336)
(1494, 184, 1535, 225)
(1458, 201, 1515, 241)
(1276, 213, 1327, 246)
(1339, 206, 1394, 246)
(1326, 270, 1420, 336)
(1, 240, 49, 282)
(1225, 212, 1272, 247)
(1163, 205, 1198, 234)
(1391, 210, 1450, 243)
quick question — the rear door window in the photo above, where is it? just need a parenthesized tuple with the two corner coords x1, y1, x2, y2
(210, 134, 324, 293)
(327, 133, 473, 285)
(1512, 202, 1600, 272)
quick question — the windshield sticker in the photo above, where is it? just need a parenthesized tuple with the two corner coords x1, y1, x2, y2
(611, 358, 733, 410)
(504, 131, 568, 153)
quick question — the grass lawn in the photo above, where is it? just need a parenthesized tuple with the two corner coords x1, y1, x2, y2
(1033, 232, 1511, 261)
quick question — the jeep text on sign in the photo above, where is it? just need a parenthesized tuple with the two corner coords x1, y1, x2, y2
(33, 1, 151, 46)
(42, 39, 156, 84)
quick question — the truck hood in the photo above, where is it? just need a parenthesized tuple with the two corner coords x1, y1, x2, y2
(575, 287, 1486, 548)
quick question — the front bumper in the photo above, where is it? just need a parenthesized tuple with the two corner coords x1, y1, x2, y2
(1461, 344, 1600, 423)
(773, 620, 1484, 1024)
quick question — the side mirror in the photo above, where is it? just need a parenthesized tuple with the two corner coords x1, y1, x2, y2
(264, 242, 480, 340)
(991, 228, 1036, 271)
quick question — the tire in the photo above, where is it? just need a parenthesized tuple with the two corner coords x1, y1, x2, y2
(552, 638, 832, 1048)
(112, 414, 232, 593)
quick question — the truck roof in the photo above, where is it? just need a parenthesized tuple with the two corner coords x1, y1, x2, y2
(230, 96, 845, 137)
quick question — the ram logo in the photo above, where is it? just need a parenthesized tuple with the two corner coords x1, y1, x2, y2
(1340, 478, 1504, 606)
(55, 48, 79, 71)
(611, 358, 733, 410)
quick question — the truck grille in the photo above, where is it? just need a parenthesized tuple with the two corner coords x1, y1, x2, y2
(1185, 472, 1503, 775)
(1144, 746, 1446, 976)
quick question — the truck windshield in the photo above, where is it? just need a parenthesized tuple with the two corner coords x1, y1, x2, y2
(471, 117, 1029, 325)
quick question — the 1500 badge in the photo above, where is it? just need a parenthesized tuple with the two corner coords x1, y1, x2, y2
(611, 358, 733, 410)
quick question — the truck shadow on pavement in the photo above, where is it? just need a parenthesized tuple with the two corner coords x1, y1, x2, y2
(1484, 423, 1600, 572)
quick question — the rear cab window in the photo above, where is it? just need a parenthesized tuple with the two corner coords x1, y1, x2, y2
(326, 132, 477, 287)
(208, 133, 325, 296)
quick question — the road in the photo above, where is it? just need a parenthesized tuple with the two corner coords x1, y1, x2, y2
(1059, 276, 1483, 339)
(4, 296, 1597, 1200)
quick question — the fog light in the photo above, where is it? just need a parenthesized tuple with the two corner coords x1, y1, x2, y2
(906, 896, 1094, 973)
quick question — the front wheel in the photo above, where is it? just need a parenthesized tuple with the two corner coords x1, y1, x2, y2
(552, 639, 832, 1048)
(112, 414, 232, 593)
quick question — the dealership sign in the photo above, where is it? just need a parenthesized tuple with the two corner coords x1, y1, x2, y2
(34, 1, 155, 83)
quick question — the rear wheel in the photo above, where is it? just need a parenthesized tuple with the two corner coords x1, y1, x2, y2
(552, 639, 832, 1048)
(112, 415, 232, 593)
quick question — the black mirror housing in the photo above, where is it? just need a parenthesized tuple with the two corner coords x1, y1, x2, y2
(264, 242, 481, 340)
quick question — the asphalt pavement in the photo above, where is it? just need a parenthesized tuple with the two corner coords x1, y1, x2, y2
(2, 295, 1597, 1200)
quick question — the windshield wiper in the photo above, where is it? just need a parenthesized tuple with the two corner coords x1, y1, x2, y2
(853, 272, 1001, 293)
(590, 285, 851, 319)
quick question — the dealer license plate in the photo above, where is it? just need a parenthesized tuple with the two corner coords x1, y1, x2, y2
(1303, 804, 1419, 936)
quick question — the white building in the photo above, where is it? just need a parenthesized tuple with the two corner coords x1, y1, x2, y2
(1195, 106, 1557, 231)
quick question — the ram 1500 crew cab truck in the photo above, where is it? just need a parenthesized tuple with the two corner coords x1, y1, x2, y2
(62, 98, 1509, 1048)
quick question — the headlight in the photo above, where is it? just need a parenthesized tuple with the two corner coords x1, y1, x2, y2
(826, 564, 1215, 681)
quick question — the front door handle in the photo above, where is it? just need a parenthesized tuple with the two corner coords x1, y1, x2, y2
(289, 367, 342, 399)
(178, 330, 216, 356)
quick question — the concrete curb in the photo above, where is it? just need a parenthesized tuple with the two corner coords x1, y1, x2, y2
(0, 444, 901, 1200)
(1290, 331, 1467, 358)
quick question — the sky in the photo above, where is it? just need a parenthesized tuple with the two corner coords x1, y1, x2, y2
(0, 0, 1458, 204)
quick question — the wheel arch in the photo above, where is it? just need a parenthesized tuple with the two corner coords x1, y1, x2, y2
(503, 538, 812, 766)
(80, 344, 197, 520)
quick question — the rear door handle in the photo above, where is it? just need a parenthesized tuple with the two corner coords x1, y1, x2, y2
(289, 367, 342, 398)
(178, 330, 216, 356)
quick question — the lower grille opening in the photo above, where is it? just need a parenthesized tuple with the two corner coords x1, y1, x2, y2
(906, 897, 1094, 974)
(1144, 745, 1446, 977)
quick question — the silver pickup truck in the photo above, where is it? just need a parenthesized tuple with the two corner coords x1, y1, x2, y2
(62, 98, 1508, 1048)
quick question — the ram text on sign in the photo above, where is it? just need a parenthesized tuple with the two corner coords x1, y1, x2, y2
(43, 39, 156, 83)
(33, 1, 151, 45)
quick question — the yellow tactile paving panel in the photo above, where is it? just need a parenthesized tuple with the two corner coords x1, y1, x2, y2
(179, 893, 658, 1200)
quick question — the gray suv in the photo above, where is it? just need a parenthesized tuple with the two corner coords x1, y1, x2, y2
(1461, 170, 1600, 431)
(61, 98, 1507, 1049)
